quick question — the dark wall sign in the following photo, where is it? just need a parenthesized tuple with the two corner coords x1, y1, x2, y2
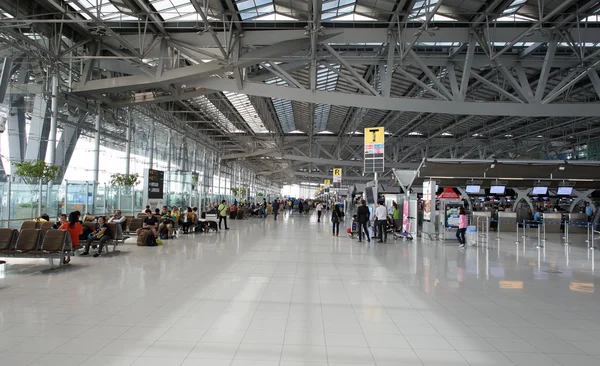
(148, 169, 164, 199)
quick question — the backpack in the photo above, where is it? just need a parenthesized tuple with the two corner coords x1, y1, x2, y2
(145, 232, 158, 246)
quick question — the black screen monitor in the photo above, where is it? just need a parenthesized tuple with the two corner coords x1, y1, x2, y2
(466, 185, 480, 194)
(557, 187, 573, 195)
(490, 186, 505, 194)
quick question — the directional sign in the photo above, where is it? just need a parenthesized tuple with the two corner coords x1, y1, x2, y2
(324, 179, 331, 185)
(364, 127, 385, 145)
(364, 127, 385, 173)
(333, 168, 342, 188)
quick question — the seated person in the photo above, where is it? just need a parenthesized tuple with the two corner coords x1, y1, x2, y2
(136, 209, 158, 237)
(159, 210, 176, 238)
(82, 216, 110, 257)
(154, 208, 161, 215)
(107, 209, 126, 224)
(182, 207, 197, 233)
(35, 214, 50, 222)
(53, 214, 67, 229)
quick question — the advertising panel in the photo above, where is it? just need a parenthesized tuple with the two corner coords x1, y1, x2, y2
(423, 181, 432, 222)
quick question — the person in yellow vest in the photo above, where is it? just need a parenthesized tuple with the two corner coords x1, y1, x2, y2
(218, 200, 230, 230)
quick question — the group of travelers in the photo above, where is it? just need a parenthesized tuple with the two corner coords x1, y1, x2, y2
(34, 209, 127, 262)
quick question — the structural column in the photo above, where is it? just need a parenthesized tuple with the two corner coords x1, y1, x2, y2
(125, 108, 132, 175)
(92, 105, 101, 213)
(47, 70, 59, 165)
(148, 122, 155, 169)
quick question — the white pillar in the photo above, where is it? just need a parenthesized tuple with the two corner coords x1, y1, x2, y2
(125, 108, 132, 175)
(92, 106, 101, 213)
(47, 71, 59, 165)
(148, 122, 155, 169)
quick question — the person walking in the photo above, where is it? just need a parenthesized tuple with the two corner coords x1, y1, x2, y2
(298, 200, 303, 215)
(331, 205, 343, 237)
(356, 200, 371, 243)
(273, 199, 280, 220)
(218, 200, 230, 230)
(316, 201, 323, 222)
(374, 200, 388, 243)
(457, 207, 468, 248)
(392, 201, 400, 232)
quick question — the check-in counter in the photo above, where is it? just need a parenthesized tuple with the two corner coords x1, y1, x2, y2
(567, 213, 588, 233)
(543, 213, 562, 233)
(497, 212, 517, 233)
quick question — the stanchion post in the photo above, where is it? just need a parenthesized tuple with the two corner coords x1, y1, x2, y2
(486, 217, 490, 249)
(522, 220, 526, 247)
(536, 223, 543, 248)
(565, 220, 570, 246)
(586, 221, 591, 244)
(542, 220, 546, 244)
(476, 217, 479, 248)
(515, 220, 520, 244)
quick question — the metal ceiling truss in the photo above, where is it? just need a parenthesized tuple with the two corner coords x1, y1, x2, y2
(3, 0, 600, 184)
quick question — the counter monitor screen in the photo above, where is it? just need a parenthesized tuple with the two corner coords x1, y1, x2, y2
(490, 185, 505, 194)
(557, 187, 573, 195)
(466, 185, 480, 194)
(532, 186, 548, 195)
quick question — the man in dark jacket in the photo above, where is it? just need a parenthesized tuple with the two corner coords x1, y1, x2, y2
(356, 200, 371, 243)
(273, 199, 280, 220)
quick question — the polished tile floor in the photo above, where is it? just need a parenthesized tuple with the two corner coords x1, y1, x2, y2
(1, 212, 600, 366)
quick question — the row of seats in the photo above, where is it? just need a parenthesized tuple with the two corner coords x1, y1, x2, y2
(0, 229, 72, 261)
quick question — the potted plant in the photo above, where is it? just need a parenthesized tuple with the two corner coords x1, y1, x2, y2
(13, 159, 61, 217)
(109, 173, 140, 194)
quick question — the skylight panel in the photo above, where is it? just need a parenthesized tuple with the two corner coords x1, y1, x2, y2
(408, 131, 423, 136)
(236, 0, 282, 20)
(254, 12, 297, 21)
(223, 92, 270, 133)
(67, 0, 137, 21)
(314, 104, 331, 132)
(0, 9, 13, 18)
(330, 13, 375, 21)
(149, 0, 199, 21)
(316, 64, 340, 92)
(272, 98, 295, 133)
(266, 77, 296, 133)
(409, 0, 439, 19)
(192, 96, 243, 133)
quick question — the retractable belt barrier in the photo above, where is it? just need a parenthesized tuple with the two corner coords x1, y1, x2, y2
(482, 218, 599, 250)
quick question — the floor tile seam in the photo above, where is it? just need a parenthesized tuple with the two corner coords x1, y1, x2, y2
(104, 279, 239, 365)
(276, 259, 295, 363)
(337, 274, 379, 366)
(226, 260, 280, 366)
(314, 267, 330, 365)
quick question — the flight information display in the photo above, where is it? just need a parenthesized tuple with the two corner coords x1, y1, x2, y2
(490, 185, 505, 194)
(557, 187, 573, 195)
(532, 186, 548, 195)
(466, 185, 480, 193)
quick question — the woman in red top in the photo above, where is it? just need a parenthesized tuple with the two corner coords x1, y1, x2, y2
(59, 212, 83, 264)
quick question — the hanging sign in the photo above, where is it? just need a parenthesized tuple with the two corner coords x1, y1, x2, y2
(333, 168, 342, 188)
(364, 127, 385, 173)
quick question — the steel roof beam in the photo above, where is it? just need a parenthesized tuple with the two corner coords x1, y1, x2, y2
(190, 78, 600, 117)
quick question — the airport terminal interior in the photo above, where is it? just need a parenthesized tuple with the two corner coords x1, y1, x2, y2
(1, 0, 600, 365)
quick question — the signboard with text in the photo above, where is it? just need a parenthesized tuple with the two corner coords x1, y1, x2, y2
(333, 168, 342, 188)
(147, 169, 164, 199)
(364, 127, 385, 173)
